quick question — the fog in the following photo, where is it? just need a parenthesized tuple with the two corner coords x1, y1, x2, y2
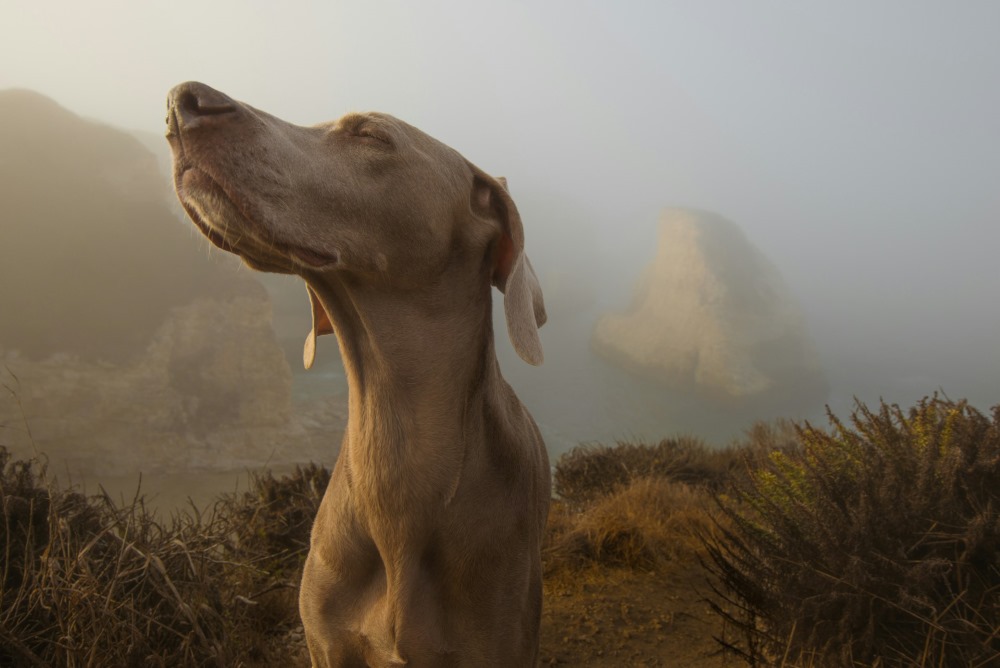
(2, 2, 998, 499)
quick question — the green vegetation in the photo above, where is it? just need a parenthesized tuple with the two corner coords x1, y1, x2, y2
(705, 396, 1000, 667)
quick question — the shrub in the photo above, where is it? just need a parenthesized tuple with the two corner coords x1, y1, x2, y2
(729, 418, 801, 462)
(554, 436, 740, 508)
(704, 396, 1000, 667)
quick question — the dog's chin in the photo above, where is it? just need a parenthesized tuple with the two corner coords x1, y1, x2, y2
(174, 168, 282, 270)
(176, 196, 238, 255)
(175, 166, 340, 275)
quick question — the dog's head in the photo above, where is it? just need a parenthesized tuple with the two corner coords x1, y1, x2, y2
(166, 81, 545, 366)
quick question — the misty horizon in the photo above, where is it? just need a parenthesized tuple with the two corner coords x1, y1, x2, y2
(2, 1, 998, 450)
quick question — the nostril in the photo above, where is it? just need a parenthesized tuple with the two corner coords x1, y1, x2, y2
(181, 90, 235, 117)
(169, 82, 238, 129)
(177, 89, 203, 117)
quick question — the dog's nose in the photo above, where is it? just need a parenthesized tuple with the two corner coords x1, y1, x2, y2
(167, 81, 238, 131)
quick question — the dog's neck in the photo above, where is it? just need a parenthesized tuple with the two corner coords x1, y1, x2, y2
(304, 270, 499, 507)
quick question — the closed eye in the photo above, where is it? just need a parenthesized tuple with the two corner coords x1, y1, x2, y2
(329, 113, 395, 150)
(354, 123, 392, 146)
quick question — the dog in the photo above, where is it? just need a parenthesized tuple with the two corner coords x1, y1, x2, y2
(166, 81, 550, 667)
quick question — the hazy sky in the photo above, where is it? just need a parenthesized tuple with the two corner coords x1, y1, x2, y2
(3, 0, 999, 412)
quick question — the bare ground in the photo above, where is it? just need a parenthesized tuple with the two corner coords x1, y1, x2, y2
(276, 561, 733, 668)
(541, 561, 733, 667)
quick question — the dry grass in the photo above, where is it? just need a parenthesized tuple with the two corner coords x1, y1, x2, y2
(0, 447, 323, 667)
(553, 437, 743, 509)
(546, 477, 722, 573)
(5, 398, 995, 667)
(3, 434, 733, 665)
(546, 436, 741, 578)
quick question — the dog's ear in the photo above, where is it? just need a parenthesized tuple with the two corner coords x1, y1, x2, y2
(303, 284, 335, 370)
(469, 165, 546, 365)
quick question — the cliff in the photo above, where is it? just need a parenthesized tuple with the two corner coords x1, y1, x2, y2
(592, 209, 826, 400)
(0, 90, 318, 475)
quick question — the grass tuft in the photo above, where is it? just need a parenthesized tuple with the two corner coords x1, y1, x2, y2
(546, 477, 721, 573)
(546, 437, 738, 577)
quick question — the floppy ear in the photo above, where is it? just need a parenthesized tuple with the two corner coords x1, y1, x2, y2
(469, 164, 546, 365)
(303, 284, 335, 370)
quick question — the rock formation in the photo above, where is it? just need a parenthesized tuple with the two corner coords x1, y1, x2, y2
(0, 90, 333, 476)
(0, 89, 261, 362)
(0, 297, 297, 473)
(592, 209, 826, 400)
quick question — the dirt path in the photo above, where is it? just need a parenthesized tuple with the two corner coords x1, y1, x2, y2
(541, 562, 736, 667)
